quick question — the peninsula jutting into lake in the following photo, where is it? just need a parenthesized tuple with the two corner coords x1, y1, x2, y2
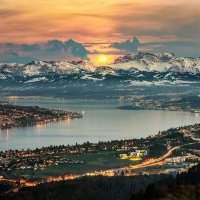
(0, 104, 82, 130)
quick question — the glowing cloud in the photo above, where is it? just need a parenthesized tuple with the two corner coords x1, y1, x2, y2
(0, 0, 200, 44)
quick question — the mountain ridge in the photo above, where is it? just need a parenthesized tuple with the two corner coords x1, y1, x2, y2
(1, 52, 200, 85)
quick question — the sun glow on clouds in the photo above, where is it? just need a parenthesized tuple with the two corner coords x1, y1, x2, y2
(90, 54, 115, 66)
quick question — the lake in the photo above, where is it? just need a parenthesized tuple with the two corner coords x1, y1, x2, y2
(1, 96, 200, 151)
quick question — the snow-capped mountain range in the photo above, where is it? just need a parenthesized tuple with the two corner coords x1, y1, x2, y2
(1, 52, 200, 85)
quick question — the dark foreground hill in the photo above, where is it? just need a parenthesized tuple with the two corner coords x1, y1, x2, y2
(131, 164, 200, 200)
(1, 164, 200, 200)
(0, 175, 169, 200)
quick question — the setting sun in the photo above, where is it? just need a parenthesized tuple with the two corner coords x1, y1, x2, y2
(97, 55, 109, 64)
(91, 54, 115, 66)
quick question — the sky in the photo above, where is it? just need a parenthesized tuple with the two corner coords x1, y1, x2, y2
(1, 0, 200, 59)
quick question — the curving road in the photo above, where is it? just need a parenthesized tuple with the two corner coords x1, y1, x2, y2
(101, 141, 200, 175)
(1, 141, 200, 190)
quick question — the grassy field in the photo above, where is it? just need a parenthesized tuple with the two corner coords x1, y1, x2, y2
(13, 151, 138, 179)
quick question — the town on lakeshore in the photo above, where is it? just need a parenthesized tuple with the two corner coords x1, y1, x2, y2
(0, 103, 82, 129)
(0, 118, 200, 191)
(118, 95, 200, 113)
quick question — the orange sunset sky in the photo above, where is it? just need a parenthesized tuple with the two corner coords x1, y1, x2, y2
(1, 0, 200, 44)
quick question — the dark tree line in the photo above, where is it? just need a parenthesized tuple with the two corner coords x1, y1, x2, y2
(131, 163, 200, 200)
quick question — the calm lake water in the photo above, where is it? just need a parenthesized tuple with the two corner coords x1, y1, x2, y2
(1, 96, 200, 151)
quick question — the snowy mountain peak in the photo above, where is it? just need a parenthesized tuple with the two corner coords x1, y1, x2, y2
(1, 52, 200, 84)
(110, 52, 200, 73)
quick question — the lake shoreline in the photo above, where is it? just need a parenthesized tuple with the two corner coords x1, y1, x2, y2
(0, 103, 82, 130)
(1, 96, 200, 151)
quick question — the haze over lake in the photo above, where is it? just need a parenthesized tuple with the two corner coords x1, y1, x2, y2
(1, 96, 200, 151)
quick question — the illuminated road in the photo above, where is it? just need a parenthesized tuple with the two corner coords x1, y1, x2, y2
(1, 141, 200, 191)
(97, 141, 200, 176)
(92, 146, 181, 176)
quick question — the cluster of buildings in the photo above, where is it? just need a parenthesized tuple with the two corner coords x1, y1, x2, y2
(119, 150, 148, 161)
(118, 95, 200, 113)
(0, 148, 85, 173)
(166, 154, 200, 165)
(0, 103, 82, 129)
(0, 138, 150, 179)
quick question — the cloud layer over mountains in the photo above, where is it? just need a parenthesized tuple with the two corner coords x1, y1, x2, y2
(0, 39, 88, 63)
(1, 36, 200, 64)
(111, 37, 140, 52)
